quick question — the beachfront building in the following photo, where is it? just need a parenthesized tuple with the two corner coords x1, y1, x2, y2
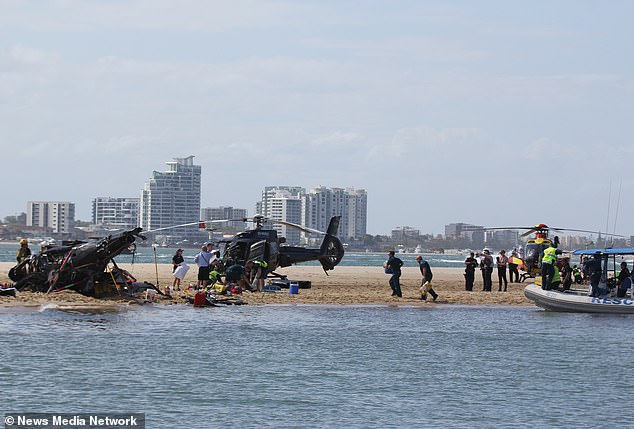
(92, 197, 140, 229)
(26, 201, 76, 234)
(139, 156, 201, 241)
(256, 185, 367, 245)
(256, 188, 302, 245)
(303, 186, 367, 241)
(200, 206, 247, 230)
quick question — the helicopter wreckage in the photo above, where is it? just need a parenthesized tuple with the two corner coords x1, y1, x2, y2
(8, 227, 160, 298)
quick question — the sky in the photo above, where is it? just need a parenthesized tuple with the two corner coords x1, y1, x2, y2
(1, 0, 633, 236)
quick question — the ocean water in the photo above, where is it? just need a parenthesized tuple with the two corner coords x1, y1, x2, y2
(0, 243, 466, 267)
(1, 304, 632, 428)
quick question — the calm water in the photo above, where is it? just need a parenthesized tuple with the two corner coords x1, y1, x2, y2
(0, 243, 466, 267)
(1, 304, 632, 428)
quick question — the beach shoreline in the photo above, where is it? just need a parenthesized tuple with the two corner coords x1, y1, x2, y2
(0, 262, 534, 308)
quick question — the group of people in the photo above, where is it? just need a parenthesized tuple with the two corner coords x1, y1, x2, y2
(171, 244, 269, 295)
(383, 251, 438, 301)
(463, 248, 522, 292)
(580, 251, 632, 298)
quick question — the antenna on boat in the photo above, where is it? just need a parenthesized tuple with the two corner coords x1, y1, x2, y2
(611, 178, 622, 246)
(604, 180, 611, 247)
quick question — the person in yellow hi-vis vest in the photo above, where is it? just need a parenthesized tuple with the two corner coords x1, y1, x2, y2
(541, 242, 562, 290)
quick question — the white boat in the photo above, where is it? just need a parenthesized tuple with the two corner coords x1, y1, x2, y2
(524, 283, 634, 314)
(524, 247, 634, 314)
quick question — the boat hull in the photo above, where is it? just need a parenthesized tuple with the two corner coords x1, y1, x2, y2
(524, 284, 634, 314)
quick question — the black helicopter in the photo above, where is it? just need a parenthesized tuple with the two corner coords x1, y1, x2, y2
(214, 215, 345, 277)
(8, 227, 159, 297)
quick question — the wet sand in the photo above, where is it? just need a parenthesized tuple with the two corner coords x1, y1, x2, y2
(0, 262, 534, 308)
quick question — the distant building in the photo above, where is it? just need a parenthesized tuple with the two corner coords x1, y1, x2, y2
(445, 223, 483, 240)
(26, 201, 75, 234)
(140, 156, 201, 240)
(391, 226, 420, 241)
(200, 206, 247, 230)
(256, 186, 305, 217)
(256, 185, 367, 244)
(303, 186, 367, 241)
(92, 197, 140, 229)
(486, 230, 519, 249)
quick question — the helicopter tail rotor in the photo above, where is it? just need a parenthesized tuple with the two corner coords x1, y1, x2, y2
(318, 216, 344, 273)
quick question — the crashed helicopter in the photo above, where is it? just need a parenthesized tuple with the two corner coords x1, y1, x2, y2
(8, 227, 159, 298)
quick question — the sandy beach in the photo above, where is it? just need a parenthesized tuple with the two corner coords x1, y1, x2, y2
(0, 261, 534, 308)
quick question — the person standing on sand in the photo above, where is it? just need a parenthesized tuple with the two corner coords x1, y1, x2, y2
(171, 249, 185, 290)
(416, 255, 438, 301)
(496, 250, 508, 292)
(194, 244, 213, 289)
(508, 249, 520, 283)
(480, 249, 494, 292)
(464, 252, 478, 291)
(384, 251, 403, 297)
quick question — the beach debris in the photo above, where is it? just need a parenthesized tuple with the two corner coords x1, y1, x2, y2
(0, 285, 17, 297)
(7, 227, 161, 299)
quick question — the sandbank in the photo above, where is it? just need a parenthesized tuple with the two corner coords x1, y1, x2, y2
(0, 262, 534, 308)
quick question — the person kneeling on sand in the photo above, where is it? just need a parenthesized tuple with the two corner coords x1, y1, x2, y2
(416, 255, 438, 302)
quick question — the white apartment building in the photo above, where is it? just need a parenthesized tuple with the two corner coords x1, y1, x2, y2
(256, 189, 302, 244)
(92, 197, 140, 229)
(303, 186, 367, 241)
(140, 156, 201, 239)
(256, 185, 367, 244)
(26, 201, 75, 234)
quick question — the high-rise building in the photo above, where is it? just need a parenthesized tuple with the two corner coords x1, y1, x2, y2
(200, 206, 247, 230)
(256, 186, 305, 217)
(92, 197, 140, 229)
(256, 185, 367, 244)
(140, 156, 201, 239)
(303, 186, 367, 241)
(255, 187, 302, 244)
(26, 201, 75, 234)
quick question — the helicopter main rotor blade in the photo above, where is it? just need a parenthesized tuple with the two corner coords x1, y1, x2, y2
(271, 219, 327, 235)
(548, 227, 624, 237)
(144, 222, 201, 233)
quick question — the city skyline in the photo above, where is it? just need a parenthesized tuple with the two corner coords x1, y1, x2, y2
(1, 2, 633, 235)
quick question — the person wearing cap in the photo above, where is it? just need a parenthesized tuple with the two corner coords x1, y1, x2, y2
(464, 252, 478, 291)
(171, 249, 185, 290)
(16, 238, 31, 263)
(194, 244, 213, 289)
(384, 251, 403, 297)
(480, 249, 494, 292)
(416, 255, 438, 301)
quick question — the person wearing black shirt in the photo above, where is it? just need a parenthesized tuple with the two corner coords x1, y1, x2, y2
(171, 249, 185, 290)
(384, 251, 403, 297)
(464, 252, 478, 291)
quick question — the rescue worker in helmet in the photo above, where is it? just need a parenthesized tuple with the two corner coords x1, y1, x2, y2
(541, 239, 562, 290)
(16, 238, 31, 263)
